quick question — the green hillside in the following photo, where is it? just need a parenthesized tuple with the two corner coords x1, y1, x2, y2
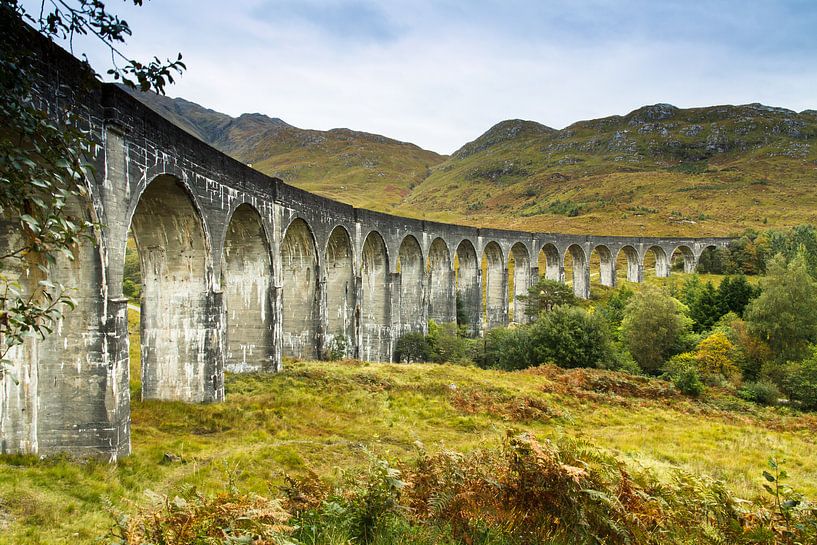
(125, 89, 817, 236)
(121, 86, 446, 210)
(398, 104, 817, 236)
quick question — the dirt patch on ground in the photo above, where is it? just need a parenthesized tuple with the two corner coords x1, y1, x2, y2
(527, 364, 679, 403)
(448, 385, 563, 422)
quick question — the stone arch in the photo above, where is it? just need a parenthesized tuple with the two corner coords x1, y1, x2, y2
(427, 238, 454, 324)
(696, 244, 722, 274)
(591, 244, 615, 287)
(281, 218, 319, 359)
(509, 242, 531, 323)
(644, 245, 670, 278)
(616, 245, 641, 283)
(482, 241, 506, 329)
(455, 239, 480, 336)
(130, 174, 216, 402)
(324, 226, 355, 357)
(221, 203, 274, 373)
(565, 244, 589, 299)
(360, 231, 390, 361)
(671, 245, 696, 273)
(538, 243, 561, 281)
(397, 235, 424, 335)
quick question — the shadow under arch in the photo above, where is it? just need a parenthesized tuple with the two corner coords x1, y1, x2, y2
(397, 235, 424, 335)
(221, 203, 274, 373)
(615, 245, 641, 283)
(644, 245, 670, 278)
(427, 237, 454, 324)
(129, 174, 218, 402)
(565, 244, 589, 299)
(455, 239, 480, 336)
(591, 244, 614, 287)
(360, 230, 390, 361)
(671, 244, 696, 273)
(482, 241, 505, 329)
(509, 242, 531, 323)
(324, 225, 356, 358)
(281, 218, 319, 359)
(538, 243, 561, 281)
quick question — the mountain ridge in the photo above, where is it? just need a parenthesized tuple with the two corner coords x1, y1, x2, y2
(122, 85, 817, 237)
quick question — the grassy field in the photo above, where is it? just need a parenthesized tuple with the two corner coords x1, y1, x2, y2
(1, 308, 816, 544)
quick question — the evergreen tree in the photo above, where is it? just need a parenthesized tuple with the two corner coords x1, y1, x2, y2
(688, 281, 724, 332)
(519, 277, 576, 318)
(718, 275, 757, 316)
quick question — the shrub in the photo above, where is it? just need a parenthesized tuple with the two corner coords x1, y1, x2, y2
(479, 326, 533, 370)
(782, 349, 817, 410)
(122, 278, 141, 299)
(694, 331, 740, 384)
(325, 335, 349, 360)
(738, 380, 781, 406)
(528, 305, 613, 369)
(394, 332, 431, 363)
(663, 353, 704, 397)
(426, 321, 468, 363)
(108, 486, 292, 545)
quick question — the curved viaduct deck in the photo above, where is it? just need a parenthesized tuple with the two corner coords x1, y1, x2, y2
(0, 27, 729, 458)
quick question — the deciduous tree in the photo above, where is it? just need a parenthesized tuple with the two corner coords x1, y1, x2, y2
(621, 284, 692, 374)
(745, 252, 817, 363)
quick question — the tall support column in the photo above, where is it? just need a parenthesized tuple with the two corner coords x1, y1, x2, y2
(387, 271, 399, 362)
(270, 284, 283, 371)
(576, 261, 591, 299)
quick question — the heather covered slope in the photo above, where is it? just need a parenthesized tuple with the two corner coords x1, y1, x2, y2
(398, 104, 817, 236)
(121, 86, 446, 210)
(125, 88, 817, 236)
(2, 337, 816, 543)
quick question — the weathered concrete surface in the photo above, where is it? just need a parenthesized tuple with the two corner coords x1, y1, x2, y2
(0, 23, 731, 458)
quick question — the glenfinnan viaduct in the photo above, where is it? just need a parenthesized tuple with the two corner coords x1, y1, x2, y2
(0, 26, 728, 459)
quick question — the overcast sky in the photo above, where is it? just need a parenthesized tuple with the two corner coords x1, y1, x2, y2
(33, 0, 817, 154)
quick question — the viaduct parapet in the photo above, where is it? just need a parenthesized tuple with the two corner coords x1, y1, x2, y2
(0, 26, 729, 458)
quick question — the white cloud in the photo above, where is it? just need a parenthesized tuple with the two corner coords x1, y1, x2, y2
(31, 0, 817, 154)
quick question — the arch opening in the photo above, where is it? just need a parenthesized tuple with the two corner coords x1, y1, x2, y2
(592, 245, 615, 288)
(360, 231, 390, 361)
(427, 238, 454, 324)
(644, 246, 670, 278)
(482, 241, 506, 329)
(129, 174, 214, 402)
(671, 245, 696, 274)
(397, 235, 424, 336)
(509, 243, 531, 323)
(324, 226, 355, 358)
(538, 243, 561, 281)
(696, 245, 723, 274)
(615, 245, 641, 283)
(221, 204, 273, 373)
(281, 218, 319, 360)
(455, 240, 480, 336)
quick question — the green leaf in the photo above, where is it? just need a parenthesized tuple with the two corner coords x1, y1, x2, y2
(762, 471, 776, 483)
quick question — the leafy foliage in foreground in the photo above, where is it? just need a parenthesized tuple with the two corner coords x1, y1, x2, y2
(111, 433, 817, 545)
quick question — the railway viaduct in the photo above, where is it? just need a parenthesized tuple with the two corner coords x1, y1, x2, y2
(0, 27, 728, 459)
